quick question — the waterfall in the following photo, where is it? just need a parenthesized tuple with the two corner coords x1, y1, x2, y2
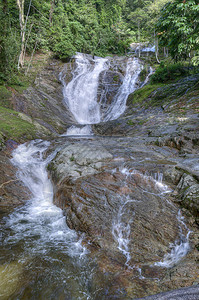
(154, 210, 191, 268)
(6, 140, 86, 257)
(61, 53, 142, 132)
(103, 58, 142, 121)
(62, 53, 109, 125)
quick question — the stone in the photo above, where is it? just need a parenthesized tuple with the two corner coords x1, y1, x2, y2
(48, 136, 199, 299)
(134, 285, 199, 300)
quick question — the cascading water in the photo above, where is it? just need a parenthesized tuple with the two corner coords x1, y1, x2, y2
(60, 53, 142, 134)
(0, 140, 93, 299)
(112, 198, 135, 267)
(103, 58, 142, 121)
(0, 51, 194, 299)
(61, 53, 109, 125)
(6, 140, 85, 254)
(115, 167, 191, 269)
(154, 210, 191, 268)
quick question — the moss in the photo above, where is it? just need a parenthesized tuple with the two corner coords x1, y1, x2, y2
(127, 120, 135, 126)
(70, 155, 75, 162)
(129, 83, 164, 105)
(139, 67, 148, 82)
(0, 86, 12, 108)
(40, 102, 46, 108)
(0, 106, 37, 142)
(138, 119, 147, 125)
(113, 75, 120, 82)
(10, 82, 30, 94)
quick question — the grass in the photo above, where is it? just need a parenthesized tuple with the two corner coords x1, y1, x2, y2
(0, 86, 12, 108)
(0, 106, 37, 142)
(128, 83, 164, 105)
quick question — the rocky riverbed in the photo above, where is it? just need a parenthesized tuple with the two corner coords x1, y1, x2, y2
(0, 54, 198, 299)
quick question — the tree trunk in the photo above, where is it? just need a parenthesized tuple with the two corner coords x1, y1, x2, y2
(138, 21, 140, 58)
(17, 0, 32, 69)
(49, 0, 55, 25)
(2, 0, 7, 13)
(17, 0, 25, 69)
(154, 30, 160, 64)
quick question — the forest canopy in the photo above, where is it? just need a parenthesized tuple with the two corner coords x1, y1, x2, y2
(0, 0, 198, 83)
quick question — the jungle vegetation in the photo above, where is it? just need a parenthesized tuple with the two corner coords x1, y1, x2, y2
(0, 0, 198, 83)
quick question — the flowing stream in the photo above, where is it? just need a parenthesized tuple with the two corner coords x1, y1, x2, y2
(0, 140, 93, 299)
(114, 167, 190, 269)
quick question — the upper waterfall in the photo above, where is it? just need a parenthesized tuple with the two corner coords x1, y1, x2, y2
(61, 53, 142, 126)
(61, 53, 109, 124)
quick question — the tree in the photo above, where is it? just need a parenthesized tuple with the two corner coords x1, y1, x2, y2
(156, 0, 199, 63)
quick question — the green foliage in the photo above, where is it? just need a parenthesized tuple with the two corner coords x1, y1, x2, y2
(126, 0, 170, 42)
(150, 63, 189, 83)
(139, 67, 148, 81)
(156, 0, 199, 62)
(0, 1, 20, 83)
(1, 0, 197, 83)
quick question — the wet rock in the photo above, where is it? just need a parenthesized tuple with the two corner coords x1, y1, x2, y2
(49, 141, 113, 182)
(0, 261, 24, 299)
(177, 178, 199, 217)
(49, 137, 199, 299)
(134, 285, 199, 300)
(0, 143, 30, 215)
(11, 58, 75, 134)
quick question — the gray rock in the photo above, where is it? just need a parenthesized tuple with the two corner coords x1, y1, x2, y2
(134, 285, 199, 300)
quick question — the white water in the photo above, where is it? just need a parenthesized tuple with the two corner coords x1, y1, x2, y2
(6, 140, 86, 258)
(140, 66, 153, 88)
(120, 167, 171, 195)
(154, 211, 191, 268)
(62, 125, 93, 136)
(103, 58, 142, 121)
(117, 167, 190, 268)
(112, 198, 135, 266)
(62, 53, 109, 124)
(61, 53, 142, 126)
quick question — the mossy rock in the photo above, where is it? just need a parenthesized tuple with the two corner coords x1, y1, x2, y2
(0, 106, 37, 143)
(127, 74, 199, 109)
(0, 86, 12, 109)
(127, 83, 164, 106)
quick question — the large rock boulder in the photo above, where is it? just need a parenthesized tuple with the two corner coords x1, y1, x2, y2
(48, 137, 199, 299)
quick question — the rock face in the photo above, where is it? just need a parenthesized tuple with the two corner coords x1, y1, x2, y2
(135, 285, 199, 300)
(47, 73, 199, 298)
(48, 136, 199, 299)
(12, 59, 75, 134)
(0, 140, 30, 215)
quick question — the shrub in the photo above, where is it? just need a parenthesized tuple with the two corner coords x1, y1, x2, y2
(150, 63, 189, 83)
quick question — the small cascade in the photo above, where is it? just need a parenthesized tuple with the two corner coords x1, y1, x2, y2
(154, 211, 191, 268)
(140, 66, 153, 88)
(119, 166, 190, 267)
(112, 198, 135, 267)
(62, 125, 93, 136)
(5, 140, 86, 257)
(120, 167, 171, 195)
(103, 58, 142, 121)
